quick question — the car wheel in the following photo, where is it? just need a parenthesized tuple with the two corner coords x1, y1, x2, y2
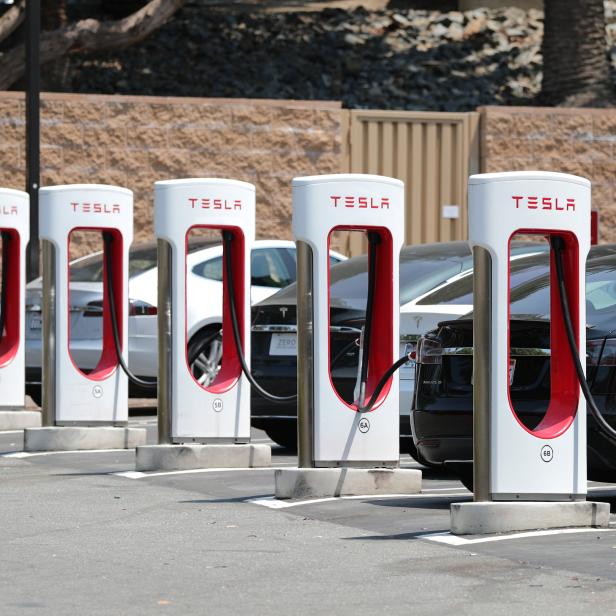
(405, 437, 440, 469)
(187, 326, 223, 388)
(263, 425, 297, 451)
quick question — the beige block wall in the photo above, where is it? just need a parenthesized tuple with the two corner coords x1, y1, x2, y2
(480, 106, 616, 243)
(0, 92, 342, 258)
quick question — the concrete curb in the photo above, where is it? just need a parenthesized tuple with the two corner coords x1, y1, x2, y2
(0, 410, 42, 431)
(274, 467, 422, 499)
(24, 426, 147, 452)
(450, 501, 611, 535)
(135, 443, 272, 471)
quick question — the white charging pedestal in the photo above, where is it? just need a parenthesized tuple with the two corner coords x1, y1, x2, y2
(451, 171, 609, 534)
(135, 178, 270, 471)
(275, 174, 421, 498)
(0, 188, 41, 430)
(24, 185, 145, 452)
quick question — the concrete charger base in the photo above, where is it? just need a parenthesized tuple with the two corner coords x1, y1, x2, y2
(135, 443, 272, 472)
(0, 409, 42, 431)
(274, 467, 422, 499)
(450, 500, 610, 535)
(24, 426, 147, 452)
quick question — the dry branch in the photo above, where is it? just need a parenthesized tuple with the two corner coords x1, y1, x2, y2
(0, 0, 26, 43)
(0, 0, 185, 90)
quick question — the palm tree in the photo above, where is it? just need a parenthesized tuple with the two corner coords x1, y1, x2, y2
(541, 0, 612, 106)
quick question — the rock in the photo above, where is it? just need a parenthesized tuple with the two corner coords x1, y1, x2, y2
(63, 1, 611, 112)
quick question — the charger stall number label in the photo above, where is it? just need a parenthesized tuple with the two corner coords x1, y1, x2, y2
(358, 418, 370, 433)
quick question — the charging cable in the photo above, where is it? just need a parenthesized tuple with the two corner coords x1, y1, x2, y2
(223, 231, 413, 411)
(103, 232, 157, 389)
(0, 231, 9, 343)
(223, 231, 297, 403)
(552, 236, 616, 441)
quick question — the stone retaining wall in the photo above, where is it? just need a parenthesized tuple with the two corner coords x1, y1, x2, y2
(0, 92, 342, 257)
(480, 106, 616, 243)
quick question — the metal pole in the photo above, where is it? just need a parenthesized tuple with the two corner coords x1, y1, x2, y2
(472, 246, 492, 501)
(157, 239, 172, 444)
(296, 240, 314, 468)
(25, 0, 40, 281)
(41, 239, 55, 426)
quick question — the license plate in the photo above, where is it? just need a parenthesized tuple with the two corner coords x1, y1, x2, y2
(29, 315, 42, 330)
(509, 358, 516, 386)
(269, 333, 297, 356)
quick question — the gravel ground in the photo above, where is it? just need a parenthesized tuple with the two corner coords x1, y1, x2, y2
(58, 2, 616, 111)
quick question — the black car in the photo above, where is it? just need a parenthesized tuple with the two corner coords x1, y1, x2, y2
(412, 245, 616, 482)
(251, 240, 547, 450)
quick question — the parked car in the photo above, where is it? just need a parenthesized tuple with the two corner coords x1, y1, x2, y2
(250, 240, 547, 450)
(25, 240, 345, 405)
(412, 245, 616, 482)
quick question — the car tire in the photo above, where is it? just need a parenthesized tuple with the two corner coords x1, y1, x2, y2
(187, 325, 223, 388)
(405, 437, 440, 468)
(263, 425, 297, 451)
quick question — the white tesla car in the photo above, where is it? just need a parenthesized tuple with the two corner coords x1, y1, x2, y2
(25, 239, 345, 404)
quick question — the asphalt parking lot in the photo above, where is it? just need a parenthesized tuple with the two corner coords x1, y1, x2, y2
(3, 417, 616, 615)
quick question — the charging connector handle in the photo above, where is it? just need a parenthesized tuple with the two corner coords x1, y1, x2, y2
(552, 236, 616, 441)
(358, 232, 380, 406)
(103, 232, 157, 390)
(222, 231, 297, 403)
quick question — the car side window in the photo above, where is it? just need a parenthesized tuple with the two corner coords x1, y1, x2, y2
(252, 249, 294, 288)
(192, 257, 223, 282)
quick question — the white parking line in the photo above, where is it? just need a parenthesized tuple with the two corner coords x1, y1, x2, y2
(113, 464, 294, 479)
(420, 527, 616, 546)
(249, 491, 471, 509)
(422, 486, 470, 492)
(1, 449, 127, 458)
(0, 430, 26, 436)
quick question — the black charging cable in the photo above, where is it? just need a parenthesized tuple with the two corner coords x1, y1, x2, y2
(358, 232, 380, 406)
(222, 231, 297, 403)
(552, 236, 616, 441)
(103, 232, 157, 390)
(354, 231, 413, 413)
(0, 231, 9, 343)
(223, 231, 413, 411)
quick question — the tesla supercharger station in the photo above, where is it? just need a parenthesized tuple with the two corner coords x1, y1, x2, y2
(0, 188, 40, 430)
(135, 178, 270, 471)
(24, 185, 146, 452)
(275, 174, 421, 498)
(450, 171, 609, 534)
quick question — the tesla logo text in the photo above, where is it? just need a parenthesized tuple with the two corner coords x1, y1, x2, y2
(279, 307, 288, 318)
(330, 196, 390, 209)
(512, 196, 575, 211)
(71, 202, 121, 214)
(188, 197, 242, 211)
(0, 205, 18, 215)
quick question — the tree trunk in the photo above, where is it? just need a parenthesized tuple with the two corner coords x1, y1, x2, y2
(0, 0, 185, 90)
(41, 1, 69, 91)
(0, 0, 25, 43)
(541, 0, 612, 106)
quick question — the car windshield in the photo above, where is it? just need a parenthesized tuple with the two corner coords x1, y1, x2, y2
(69, 240, 220, 283)
(510, 255, 616, 325)
(268, 241, 473, 306)
(269, 240, 549, 305)
(416, 251, 551, 306)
